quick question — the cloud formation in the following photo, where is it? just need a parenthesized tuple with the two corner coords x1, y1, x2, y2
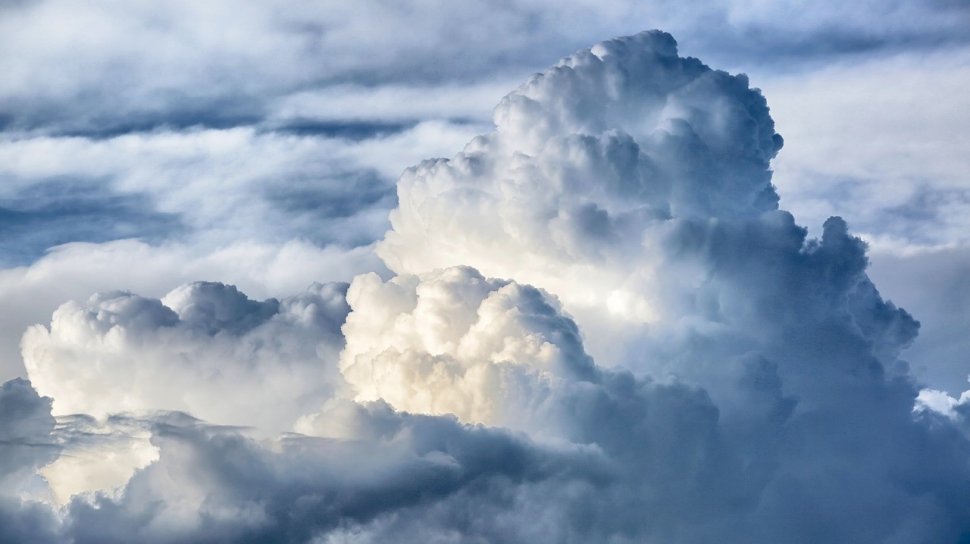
(1, 29, 969, 544)
(2, 0, 968, 393)
(379, 30, 784, 364)
(23, 281, 349, 435)
(0, 120, 484, 381)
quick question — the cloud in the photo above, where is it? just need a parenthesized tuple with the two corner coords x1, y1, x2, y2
(379, 30, 783, 365)
(0, 120, 485, 381)
(45, 256, 969, 542)
(339, 266, 595, 428)
(2, 1, 966, 136)
(23, 280, 350, 435)
(3, 28, 970, 543)
(0, 238, 381, 382)
(755, 41, 970, 397)
(39, 413, 159, 506)
(366, 31, 970, 541)
(0, 378, 58, 495)
(0, 379, 61, 543)
(4, 0, 969, 401)
(61, 401, 606, 544)
(0, 127, 399, 251)
(0, 178, 183, 267)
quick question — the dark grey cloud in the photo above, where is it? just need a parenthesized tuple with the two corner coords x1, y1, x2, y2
(265, 120, 419, 140)
(0, 378, 61, 544)
(48, 401, 606, 544)
(263, 168, 396, 249)
(0, 178, 184, 266)
(0, 377, 58, 478)
(0, 128, 403, 270)
(1, 0, 967, 136)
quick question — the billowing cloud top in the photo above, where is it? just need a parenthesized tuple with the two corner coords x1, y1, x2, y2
(379, 31, 789, 363)
(382, 31, 782, 263)
(2, 30, 970, 544)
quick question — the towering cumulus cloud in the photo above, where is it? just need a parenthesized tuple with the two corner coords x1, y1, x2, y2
(2, 30, 969, 543)
(378, 30, 784, 363)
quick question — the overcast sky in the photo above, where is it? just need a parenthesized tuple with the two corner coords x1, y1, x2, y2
(2, 2, 970, 542)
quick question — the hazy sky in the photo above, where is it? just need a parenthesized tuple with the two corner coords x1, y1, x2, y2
(2, 2, 970, 542)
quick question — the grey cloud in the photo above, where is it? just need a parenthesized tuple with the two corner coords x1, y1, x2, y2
(162, 281, 281, 336)
(1, 1, 967, 136)
(62, 402, 604, 544)
(0, 178, 184, 266)
(869, 246, 970, 393)
(264, 169, 397, 248)
(0, 127, 406, 279)
(0, 379, 61, 544)
(0, 378, 58, 483)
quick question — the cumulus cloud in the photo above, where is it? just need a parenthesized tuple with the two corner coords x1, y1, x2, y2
(2, 29, 970, 544)
(379, 30, 784, 364)
(0, 237, 380, 382)
(367, 31, 970, 541)
(3, 0, 968, 397)
(0, 119, 491, 381)
(757, 48, 970, 395)
(23, 280, 349, 435)
(38, 255, 969, 542)
(333, 260, 970, 542)
(17, 278, 351, 506)
(339, 266, 595, 429)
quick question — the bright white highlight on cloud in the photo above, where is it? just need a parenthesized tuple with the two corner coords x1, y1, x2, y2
(340, 266, 595, 428)
(1, 29, 969, 544)
(39, 414, 159, 506)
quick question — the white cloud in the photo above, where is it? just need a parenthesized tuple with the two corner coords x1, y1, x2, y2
(0, 238, 381, 382)
(378, 30, 783, 367)
(338, 266, 595, 430)
(40, 414, 159, 506)
(23, 280, 350, 435)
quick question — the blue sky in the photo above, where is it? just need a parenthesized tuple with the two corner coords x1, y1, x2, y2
(1, 3, 970, 542)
